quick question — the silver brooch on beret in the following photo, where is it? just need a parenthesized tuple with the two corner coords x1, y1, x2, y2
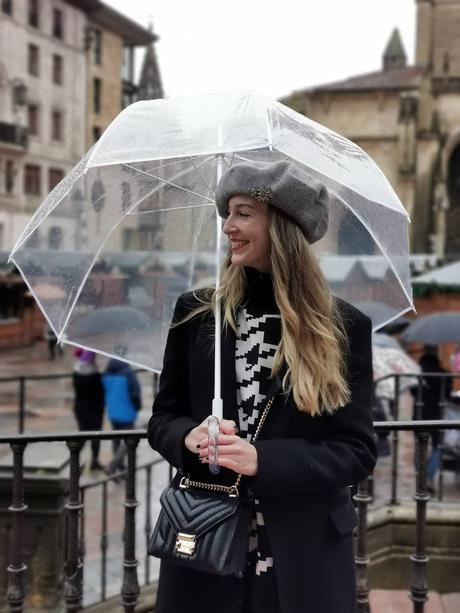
(249, 186, 273, 203)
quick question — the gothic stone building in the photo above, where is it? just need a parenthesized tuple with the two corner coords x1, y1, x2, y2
(282, 0, 460, 259)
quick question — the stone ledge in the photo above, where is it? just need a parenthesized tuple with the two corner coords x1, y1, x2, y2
(83, 583, 157, 612)
(369, 502, 460, 527)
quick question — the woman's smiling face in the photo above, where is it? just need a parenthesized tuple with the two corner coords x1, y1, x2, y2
(222, 195, 271, 272)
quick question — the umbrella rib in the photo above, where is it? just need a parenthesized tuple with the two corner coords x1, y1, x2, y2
(55, 177, 188, 343)
(122, 163, 215, 203)
(187, 159, 220, 289)
(131, 203, 215, 215)
(188, 157, 216, 197)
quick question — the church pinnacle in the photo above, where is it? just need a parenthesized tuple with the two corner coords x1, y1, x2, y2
(383, 28, 407, 71)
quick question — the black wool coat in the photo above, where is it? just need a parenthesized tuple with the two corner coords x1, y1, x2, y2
(147, 292, 377, 613)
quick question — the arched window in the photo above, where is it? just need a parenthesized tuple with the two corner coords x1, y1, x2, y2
(91, 179, 105, 213)
(448, 144, 460, 208)
(337, 209, 376, 255)
(121, 181, 131, 213)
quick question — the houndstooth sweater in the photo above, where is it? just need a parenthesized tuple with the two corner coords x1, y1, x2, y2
(235, 268, 281, 612)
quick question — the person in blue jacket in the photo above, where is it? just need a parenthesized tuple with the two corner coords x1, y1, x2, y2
(103, 358, 141, 473)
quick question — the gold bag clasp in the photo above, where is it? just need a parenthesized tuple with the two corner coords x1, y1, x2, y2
(175, 532, 196, 556)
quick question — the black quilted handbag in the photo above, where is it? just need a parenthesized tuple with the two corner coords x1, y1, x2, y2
(147, 397, 273, 577)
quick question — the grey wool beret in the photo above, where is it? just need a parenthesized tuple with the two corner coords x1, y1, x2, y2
(215, 160, 329, 244)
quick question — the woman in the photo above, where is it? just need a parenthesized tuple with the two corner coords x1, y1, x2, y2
(72, 349, 105, 470)
(148, 160, 377, 613)
(412, 347, 452, 493)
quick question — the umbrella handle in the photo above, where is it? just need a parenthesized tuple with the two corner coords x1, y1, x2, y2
(208, 415, 220, 475)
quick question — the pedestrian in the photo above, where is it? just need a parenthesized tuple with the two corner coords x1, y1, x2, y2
(450, 343, 460, 373)
(147, 160, 377, 613)
(72, 348, 105, 471)
(44, 322, 63, 360)
(102, 358, 141, 475)
(412, 346, 452, 493)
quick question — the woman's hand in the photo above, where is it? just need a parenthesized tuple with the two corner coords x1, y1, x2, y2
(198, 427, 258, 476)
(183, 417, 238, 454)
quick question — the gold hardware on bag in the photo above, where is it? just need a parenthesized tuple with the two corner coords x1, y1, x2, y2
(175, 532, 196, 555)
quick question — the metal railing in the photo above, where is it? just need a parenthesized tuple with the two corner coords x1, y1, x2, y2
(0, 371, 160, 434)
(1, 420, 460, 613)
(373, 372, 460, 503)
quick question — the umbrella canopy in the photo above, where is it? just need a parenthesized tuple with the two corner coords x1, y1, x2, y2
(401, 312, 460, 345)
(373, 346, 420, 399)
(356, 301, 398, 324)
(10, 91, 413, 375)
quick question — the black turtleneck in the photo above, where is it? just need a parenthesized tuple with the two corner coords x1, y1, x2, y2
(243, 267, 278, 316)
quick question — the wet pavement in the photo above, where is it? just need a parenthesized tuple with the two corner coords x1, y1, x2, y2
(1, 340, 459, 607)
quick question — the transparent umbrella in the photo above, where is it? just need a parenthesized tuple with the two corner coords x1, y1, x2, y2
(373, 346, 420, 400)
(10, 91, 414, 412)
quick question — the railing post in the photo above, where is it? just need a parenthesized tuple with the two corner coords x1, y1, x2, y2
(144, 465, 152, 584)
(390, 375, 401, 505)
(64, 440, 84, 612)
(410, 430, 430, 613)
(7, 442, 28, 613)
(18, 378, 26, 435)
(437, 377, 447, 502)
(121, 437, 140, 612)
(355, 477, 372, 613)
(101, 481, 108, 601)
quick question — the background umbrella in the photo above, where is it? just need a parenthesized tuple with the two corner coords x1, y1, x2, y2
(372, 332, 401, 350)
(373, 345, 420, 400)
(9, 91, 414, 420)
(66, 306, 153, 364)
(401, 312, 460, 345)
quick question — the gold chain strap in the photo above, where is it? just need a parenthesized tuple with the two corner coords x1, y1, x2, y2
(180, 396, 274, 498)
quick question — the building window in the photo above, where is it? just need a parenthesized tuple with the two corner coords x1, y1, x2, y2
(92, 126, 101, 143)
(24, 164, 41, 195)
(122, 46, 134, 82)
(28, 0, 39, 27)
(49, 168, 64, 191)
(51, 110, 63, 141)
(94, 29, 102, 64)
(52, 54, 63, 85)
(93, 78, 101, 113)
(1, 0, 12, 15)
(48, 226, 63, 250)
(28, 44, 39, 76)
(5, 160, 15, 193)
(27, 104, 39, 135)
(52, 8, 63, 39)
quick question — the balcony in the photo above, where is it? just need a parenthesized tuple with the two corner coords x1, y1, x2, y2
(0, 121, 28, 151)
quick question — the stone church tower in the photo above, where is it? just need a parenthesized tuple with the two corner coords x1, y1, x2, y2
(414, 0, 460, 256)
(282, 0, 460, 259)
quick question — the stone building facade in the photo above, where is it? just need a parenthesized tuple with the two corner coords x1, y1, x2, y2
(282, 0, 460, 259)
(83, 3, 158, 148)
(0, 0, 87, 251)
(0, 0, 161, 252)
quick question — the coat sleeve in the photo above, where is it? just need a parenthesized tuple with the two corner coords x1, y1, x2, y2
(252, 311, 377, 497)
(147, 294, 200, 470)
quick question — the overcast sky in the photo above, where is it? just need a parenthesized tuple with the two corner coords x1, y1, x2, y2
(105, 0, 416, 99)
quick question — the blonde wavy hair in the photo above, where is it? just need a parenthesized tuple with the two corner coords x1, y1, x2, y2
(180, 208, 351, 416)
